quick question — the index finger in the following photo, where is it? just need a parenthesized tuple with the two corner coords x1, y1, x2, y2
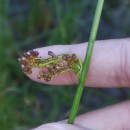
(20, 38, 130, 87)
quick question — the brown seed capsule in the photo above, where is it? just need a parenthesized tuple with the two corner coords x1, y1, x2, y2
(30, 50, 39, 57)
(20, 59, 27, 66)
(68, 63, 73, 68)
(51, 70, 57, 75)
(48, 51, 55, 56)
(73, 58, 78, 63)
(37, 75, 41, 79)
(72, 54, 76, 59)
(62, 55, 67, 60)
(22, 67, 28, 73)
(66, 55, 71, 61)
(22, 51, 28, 58)
(35, 51, 39, 56)
(48, 51, 58, 59)
(58, 62, 64, 67)
(54, 64, 61, 70)
(30, 50, 35, 57)
(26, 55, 31, 59)
(30, 50, 34, 55)
(27, 69, 32, 74)
(23, 66, 32, 74)
(46, 76, 51, 82)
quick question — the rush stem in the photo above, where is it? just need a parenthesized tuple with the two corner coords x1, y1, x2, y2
(68, 0, 105, 124)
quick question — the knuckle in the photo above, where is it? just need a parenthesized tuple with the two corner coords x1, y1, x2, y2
(115, 43, 130, 86)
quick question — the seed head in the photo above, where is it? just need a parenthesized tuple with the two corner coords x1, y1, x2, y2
(19, 50, 82, 82)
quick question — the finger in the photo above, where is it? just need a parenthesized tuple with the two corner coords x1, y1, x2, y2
(31, 122, 89, 130)
(23, 38, 130, 87)
(74, 100, 130, 130)
(31, 101, 130, 130)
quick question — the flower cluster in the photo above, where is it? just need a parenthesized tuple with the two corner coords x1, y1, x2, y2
(18, 50, 39, 74)
(19, 50, 82, 82)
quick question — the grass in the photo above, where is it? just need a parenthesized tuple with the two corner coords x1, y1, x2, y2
(0, 0, 130, 130)
(68, 0, 104, 124)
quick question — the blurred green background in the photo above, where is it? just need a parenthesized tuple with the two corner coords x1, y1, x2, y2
(0, 0, 130, 130)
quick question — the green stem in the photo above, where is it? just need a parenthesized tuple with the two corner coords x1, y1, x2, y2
(68, 0, 104, 124)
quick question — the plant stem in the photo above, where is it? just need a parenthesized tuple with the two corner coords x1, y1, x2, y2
(68, 0, 104, 124)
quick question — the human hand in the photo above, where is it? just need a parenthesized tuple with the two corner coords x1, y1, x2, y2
(24, 38, 130, 130)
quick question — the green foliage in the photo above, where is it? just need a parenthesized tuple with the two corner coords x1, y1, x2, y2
(68, 0, 104, 124)
(0, 0, 130, 130)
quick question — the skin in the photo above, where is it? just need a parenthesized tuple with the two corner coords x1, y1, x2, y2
(24, 38, 130, 130)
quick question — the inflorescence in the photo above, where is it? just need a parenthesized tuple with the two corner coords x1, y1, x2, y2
(19, 50, 82, 82)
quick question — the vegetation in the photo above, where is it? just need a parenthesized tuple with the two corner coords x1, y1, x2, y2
(0, 0, 130, 130)
(68, 0, 104, 124)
